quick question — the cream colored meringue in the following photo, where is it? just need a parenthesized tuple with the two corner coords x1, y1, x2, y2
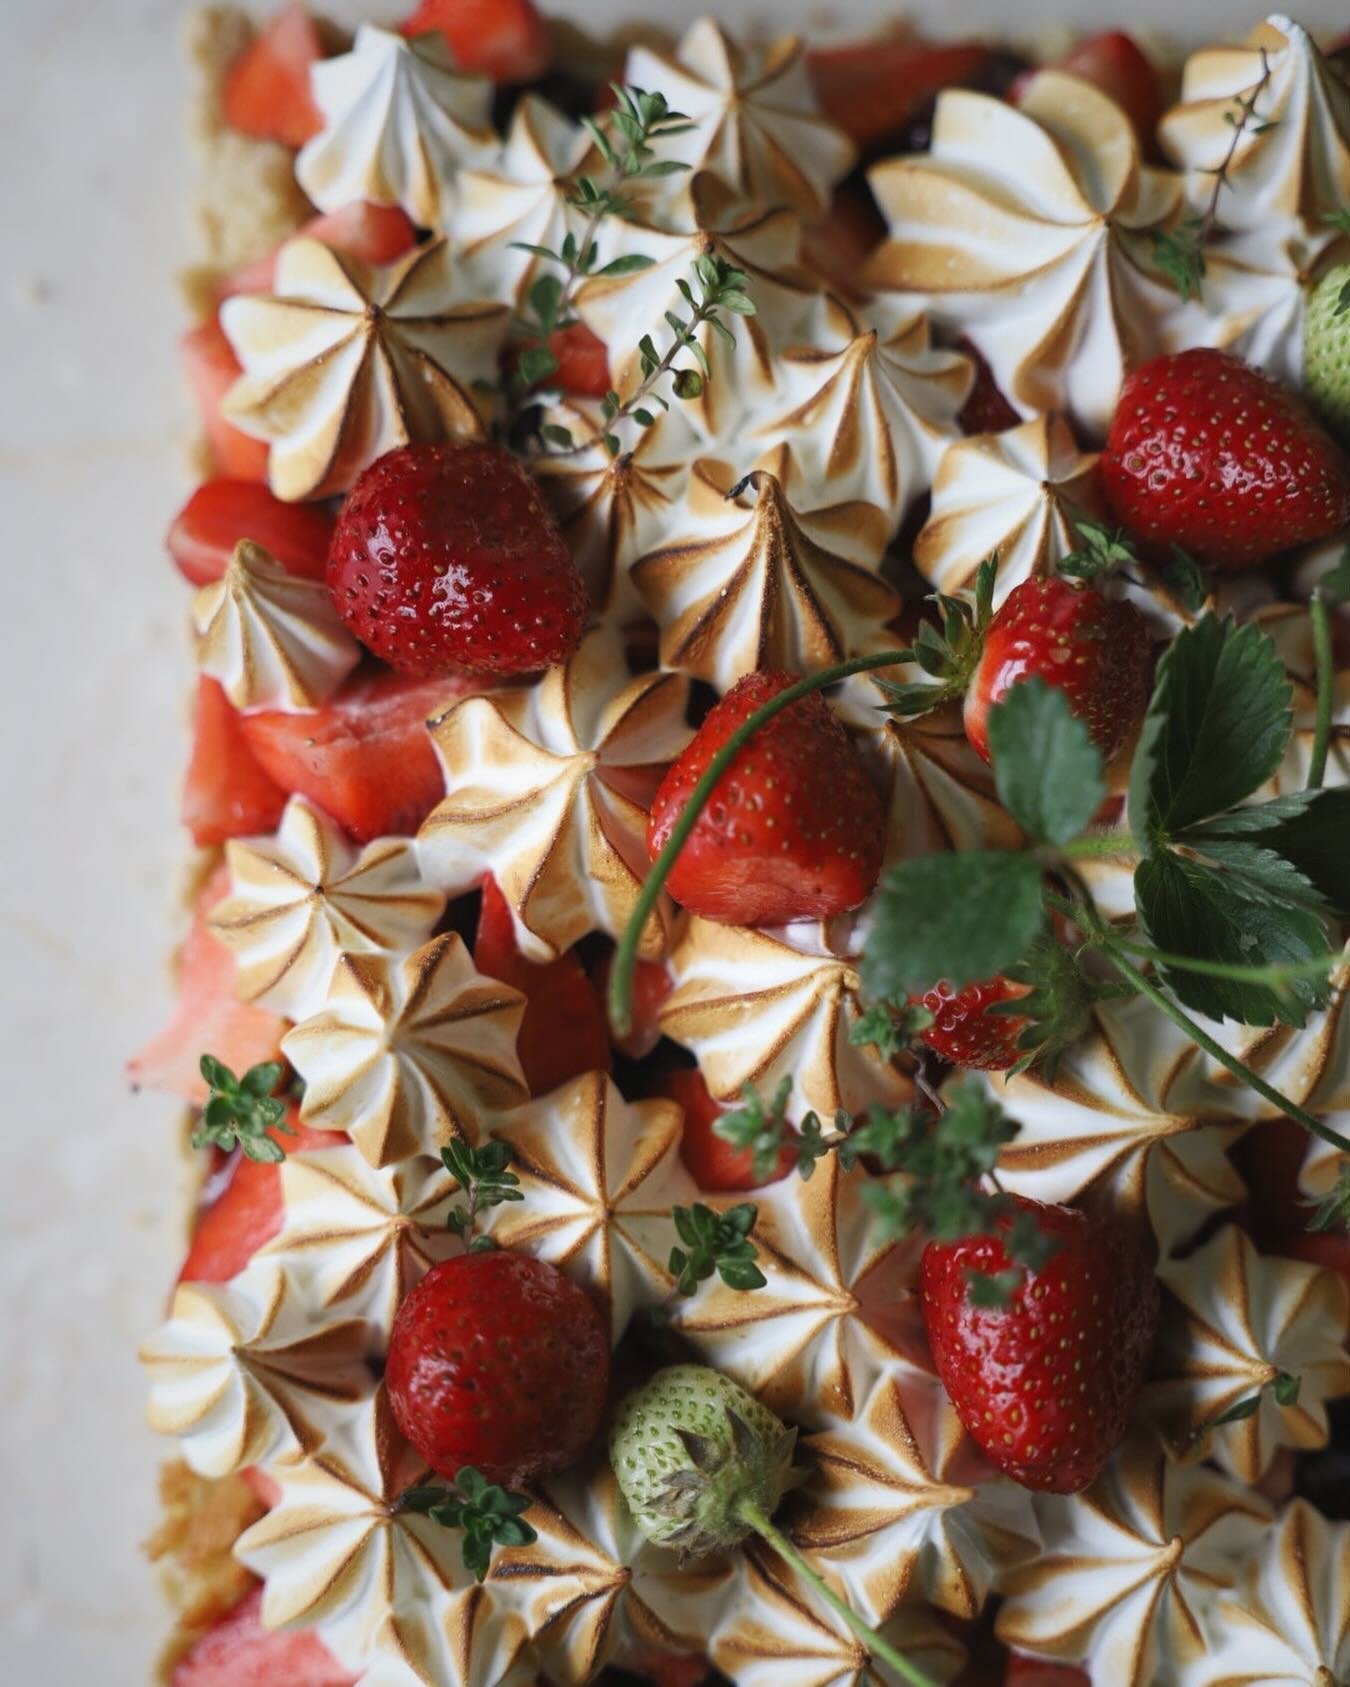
(481, 1073, 693, 1342)
(791, 1369, 1040, 1626)
(632, 453, 898, 692)
(710, 1545, 968, 1687)
(282, 934, 527, 1167)
(296, 25, 496, 228)
(660, 916, 912, 1128)
(221, 237, 507, 501)
(1160, 15, 1350, 235)
(140, 1263, 370, 1479)
(447, 94, 603, 305)
(1192, 1500, 1350, 1687)
(1142, 1224, 1350, 1481)
(265, 1146, 459, 1335)
(622, 19, 856, 218)
(752, 294, 971, 523)
(208, 796, 444, 1021)
(996, 1438, 1272, 1685)
(667, 1157, 928, 1426)
(866, 74, 1191, 441)
(914, 415, 1105, 605)
(236, 1388, 544, 1683)
(417, 626, 691, 963)
(192, 540, 360, 713)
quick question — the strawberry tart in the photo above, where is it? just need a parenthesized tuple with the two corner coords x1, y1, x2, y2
(136, 7, 1350, 1685)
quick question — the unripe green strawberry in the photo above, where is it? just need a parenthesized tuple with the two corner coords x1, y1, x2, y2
(1305, 263, 1350, 448)
(609, 1365, 798, 1557)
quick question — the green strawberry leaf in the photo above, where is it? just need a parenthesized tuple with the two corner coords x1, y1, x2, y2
(1129, 615, 1293, 848)
(864, 851, 1046, 997)
(1182, 789, 1350, 917)
(1316, 543, 1350, 603)
(987, 678, 1106, 847)
(1159, 545, 1209, 613)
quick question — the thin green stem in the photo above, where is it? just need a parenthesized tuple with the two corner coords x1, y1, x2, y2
(1308, 590, 1334, 791)
(1097, 942, 1350, 1155)
(608, 650, 912, 1035)
(1104, 930, 1344, 987)
(1061, 832, 1136, 859)
(737, 1499, 937, 1687)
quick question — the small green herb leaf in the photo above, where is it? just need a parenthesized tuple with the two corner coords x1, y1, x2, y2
(400, 1468, 537, 1582)
(668, 1202, 766, 1295)
(191, 1055, 292, 1162)
(987, 678, 1107, 847)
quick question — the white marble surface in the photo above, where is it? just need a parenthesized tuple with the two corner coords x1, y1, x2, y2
(1, 1, 1345, 1683)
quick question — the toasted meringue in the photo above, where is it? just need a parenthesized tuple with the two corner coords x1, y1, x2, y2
(417, 627, 691, 962)
(1192, 1500, 1350, 1686)
(265, 1146, 459, 1334)
(866, 75, 1190, 441)
(235, 1388, 543, 1683)
(282, 934, 527, 1167)
(752, 294, 970, 523)
(790, 1370, 1040, 1625)
(447, 95, 602, 305)
(914, 416, 1104, 604)
(623, 20, 855, 219)
(996, 1438, 1272, 1685)
(220, 237, 507, 501)
(1143, 1225, 1350, 1482)
(1160, 16, 1350, 235)
(667, 1158, 927, 1426)
(660, 916, 912, 1127)
(481, 1072, 695, 1341)
(632, 454, 897, 692)
(710, 1545, 968, 1687)
(191, 540, 360, 713)
(140, 1263, 371, 1479)
(208, 797, 444, 1021)
(296, 25, 496, 228)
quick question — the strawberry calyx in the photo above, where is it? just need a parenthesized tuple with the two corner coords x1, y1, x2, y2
(875, 554, 998, 721)
(985, 935, 1094, 1078)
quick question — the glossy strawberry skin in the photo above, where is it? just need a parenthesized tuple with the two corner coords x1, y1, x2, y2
(1101, 349, 1350, 569)
(666, 1067, 793, 1193)
(167, 480, 334, 587)
(647, 671, 886, 927)
(386, 1250, 610, 1486)
(327, 443, 588, 678)
(963, 577, 1152, 766)
(920, 1198, 1159, 1493)
(916, 976, 1031, 1071)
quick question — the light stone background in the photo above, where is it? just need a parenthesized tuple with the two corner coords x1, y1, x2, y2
(1, 0, 1344, 1681)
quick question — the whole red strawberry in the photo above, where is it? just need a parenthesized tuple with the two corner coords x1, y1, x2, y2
(1100, 348, 1350, 569)
(328, 443, 588, 677)
(963, 576, 1152, 765)
(920, 1197, 1159, 1493)
(386, 1249, 609, 1486)
(647, 671, 886, 927)
(915, 976, 1032, 1071)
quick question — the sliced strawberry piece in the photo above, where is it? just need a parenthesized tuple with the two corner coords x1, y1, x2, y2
(507, 321, 611, 399)
(474, 875, 611, 1095)
(223, 203, 419, 297)
(958, 337, 1021, 435)
(807, 39, 993, 150)
(399, 0, 551, 82)
(240, 668, 474, 842)
(615, 1643, 713, 1687)
(597, 950, 672, 1061)
(801, 182, 886, 299)
(239, 1466, 282, 1511)
(181, 320, 269, 484)
(1005, 1659, 1091, 1687)
(183, 677, 289, 848)
(667, 1068, 792, 1193)
(1279, 1231, 1350, 1308)
(171, 1585, 357, 1687)
(167, 481, 333, 588)
(221, 2, 325, 151)
(1041, 31, 1163, 154)
(128, 868, 286, 1103)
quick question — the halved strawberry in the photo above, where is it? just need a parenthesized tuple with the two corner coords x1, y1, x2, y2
(167, 482, 333, 588)
(170, 1585, 357, 1687)
(221, 2, 325, 150)
(399, 0, 551, 81)
(240, 668, 474, 842)
(667, 1068, 793, 1193)
(127, 868, 286, 1103)
(223, 203, 418, 298)
(183, 677, 289, 848)
(181, 320, 269, 483)
(807, 38, 993, 150)
(474, 875, 611, 1095)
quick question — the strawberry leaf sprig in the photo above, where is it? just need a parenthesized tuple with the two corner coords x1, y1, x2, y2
(193, 1055, 294, 1163)
(668, 1201, 767, 1294)
(441, 1139, 523, 1251)
(399, 1466, 538, 1582)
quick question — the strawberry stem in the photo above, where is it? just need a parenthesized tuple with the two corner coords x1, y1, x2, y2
(736, 1498, 939, 1687)
(1308, 589, 1334, 791)
(607, 649, 913, 1036)
(1060, 831, 1136, 859)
